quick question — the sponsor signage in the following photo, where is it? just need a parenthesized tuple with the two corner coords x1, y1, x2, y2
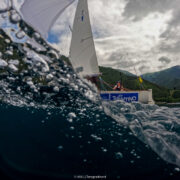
(100, 93, 139, 103)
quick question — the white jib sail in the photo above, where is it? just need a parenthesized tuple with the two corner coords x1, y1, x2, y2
(20, 0, 75, 38)
(70, 0, 99, 77)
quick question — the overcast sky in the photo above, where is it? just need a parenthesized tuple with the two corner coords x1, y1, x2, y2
(13, 0, 180, 74)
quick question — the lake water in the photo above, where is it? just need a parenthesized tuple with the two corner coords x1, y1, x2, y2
(0, 102, 180, 179)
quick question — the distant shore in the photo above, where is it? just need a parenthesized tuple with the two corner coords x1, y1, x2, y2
(156, 102, 180, 107)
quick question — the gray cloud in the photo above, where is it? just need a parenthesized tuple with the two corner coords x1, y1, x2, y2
(139, 65, 149, 73)
(159, 37, 180, 53)
(158, 57, 171, 64)
(168, 8, 180, 28)
(123, 0, 180, 60)
(123, 0, 173, 21)
(108, 51, 146, 69)
(124, 2, 180, 36)
(159, 7, 180, 53)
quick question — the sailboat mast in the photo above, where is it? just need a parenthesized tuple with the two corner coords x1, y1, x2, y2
(69, 0, 100, 78)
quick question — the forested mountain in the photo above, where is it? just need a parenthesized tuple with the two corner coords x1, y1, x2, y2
(142, 66, 180, 90)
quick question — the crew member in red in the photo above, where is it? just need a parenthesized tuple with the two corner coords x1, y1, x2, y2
(113, 81, 123, 91)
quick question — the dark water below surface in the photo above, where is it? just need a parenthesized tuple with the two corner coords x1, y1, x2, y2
(0, 103, 179, 180)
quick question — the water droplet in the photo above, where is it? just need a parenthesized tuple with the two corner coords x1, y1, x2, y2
(16, 30, 25, 39)
(91, 134, 102, 141)
(47, 112, 51, 116)
(101, 147, 107, 153)
(58, 145, 63, 151)
(53, 86, 59, 93)
(70, 126, 75, 130)
(69, 112, 76, 117)
(115, 152, 123, 159)
(174, 168, 180, 172)
(67, 118, 73, 123)
(110, 140, 114, 144)
(96, 114, 100, 118)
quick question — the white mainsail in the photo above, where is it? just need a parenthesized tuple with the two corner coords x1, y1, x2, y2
(20, 0, 75, 38)
(70, 0, 99, 77)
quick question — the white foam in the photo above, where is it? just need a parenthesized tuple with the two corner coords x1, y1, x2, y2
(10, 11, 21, 23)
(9, 64, 18, 72)
(9, 59, 19, 65)
(53, 86, 59, 93)
(0, 59, 8, 67)
(103, 101, 180, 167)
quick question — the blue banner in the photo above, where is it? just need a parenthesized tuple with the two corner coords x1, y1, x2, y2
(100, 93, 139, 103)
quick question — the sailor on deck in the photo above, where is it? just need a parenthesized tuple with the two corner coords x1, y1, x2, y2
(113, 81, 123, 91)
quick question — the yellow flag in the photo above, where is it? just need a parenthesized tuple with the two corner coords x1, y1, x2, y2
(139, 76, 143, 84)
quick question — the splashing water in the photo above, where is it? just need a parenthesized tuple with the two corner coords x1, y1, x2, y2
(103, 100, 180, 167)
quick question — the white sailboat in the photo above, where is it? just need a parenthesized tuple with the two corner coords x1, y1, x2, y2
(21, 0, 154, 104)
(70, 0, 154, 104)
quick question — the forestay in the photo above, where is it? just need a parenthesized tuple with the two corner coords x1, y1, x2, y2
(20, 0, 75, 38)
(70, 0, 99, 77)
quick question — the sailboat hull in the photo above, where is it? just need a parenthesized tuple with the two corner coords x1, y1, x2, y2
(100, 89, 155, 105)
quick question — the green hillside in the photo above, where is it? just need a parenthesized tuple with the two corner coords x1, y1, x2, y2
(142, 66, 180, 90)
(117, 69, 136, 77)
